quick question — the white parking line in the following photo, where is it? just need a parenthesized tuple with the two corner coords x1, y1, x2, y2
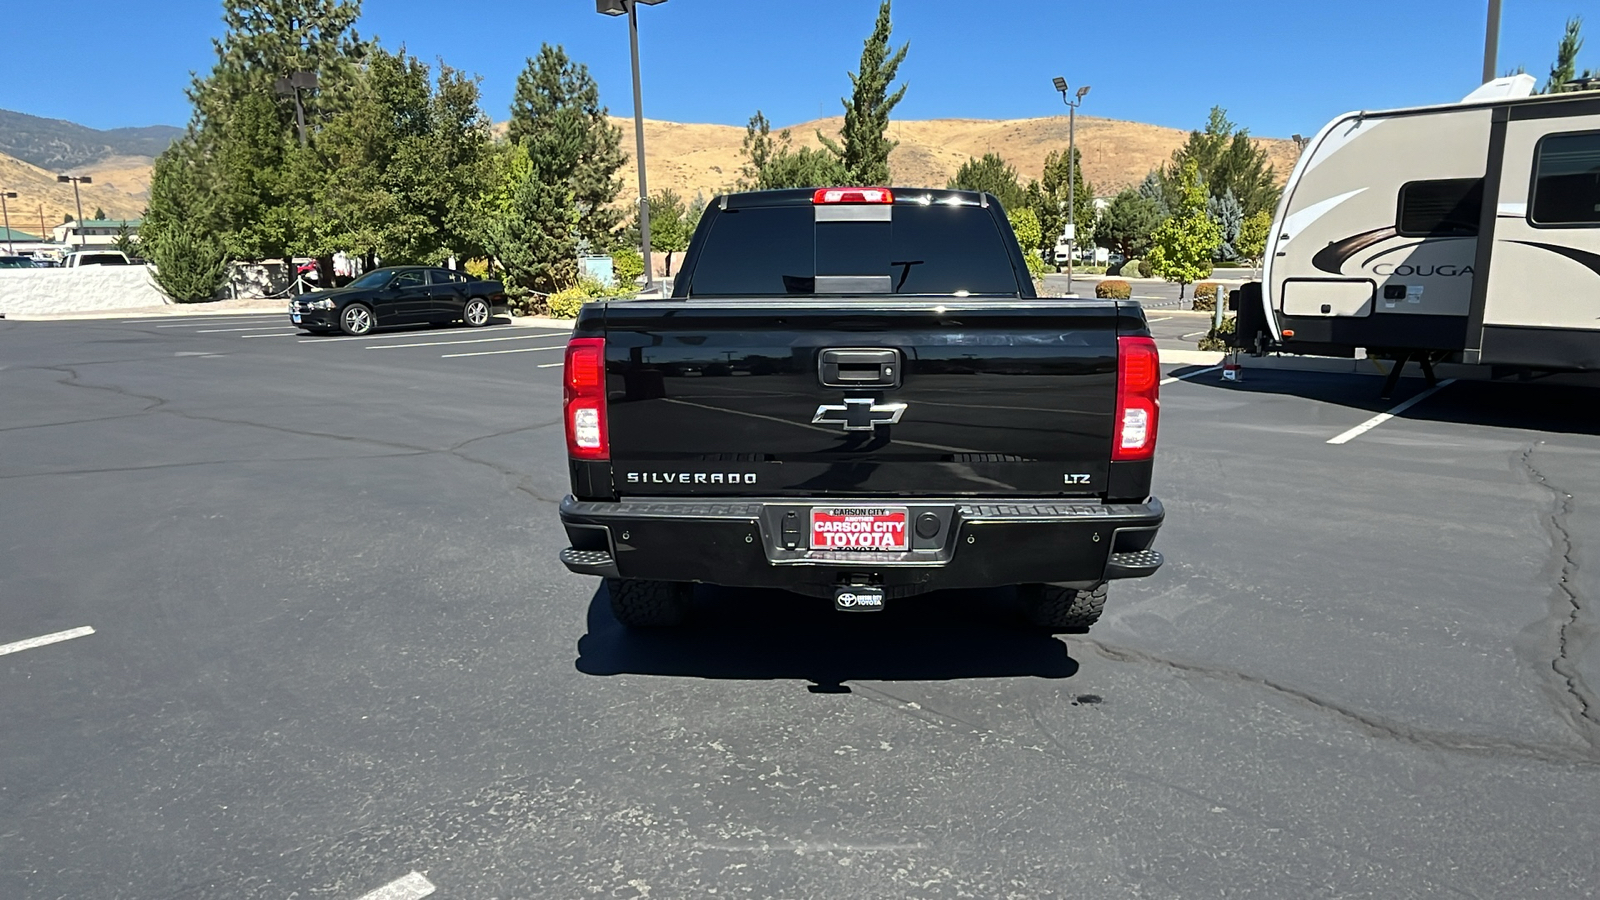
(1326, 379, 1457, 445)
(535, 361, 564, 368)
(355, 872, 435, 900)
(299, 328, 567, 344)
(195, 325, 300, 333)
(155, 317, 282, 327)
(239, 332, 305, 338)
(1160, 364, 1221, 386)
(1148, 316, 1172, 322)
(366, 334, 568, 350)
(441, 344, 566, 359)
(0, 626, 95, 657)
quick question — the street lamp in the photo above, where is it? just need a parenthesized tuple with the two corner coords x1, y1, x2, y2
(1482, 0, 1502, 85)
(1, 191, 16, 255)
(56, 175, 91, 249)
(275, 71, 318, 147)
(1053, 78, 1090, 295)
(598, 0, 667, 293)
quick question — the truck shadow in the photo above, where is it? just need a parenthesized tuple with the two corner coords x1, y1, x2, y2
(574, 584, 1080, 688)
(1177, 366, 1600, 437)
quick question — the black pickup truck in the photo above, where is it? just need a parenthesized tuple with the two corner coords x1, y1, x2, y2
(558, 187, 1164, 630)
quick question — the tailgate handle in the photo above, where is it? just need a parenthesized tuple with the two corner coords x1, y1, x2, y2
(819, 348, 901, 388)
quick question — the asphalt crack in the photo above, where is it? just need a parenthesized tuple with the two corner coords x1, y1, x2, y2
(1517, 443, 1600, 745)
(1081, 638, 1600, 768)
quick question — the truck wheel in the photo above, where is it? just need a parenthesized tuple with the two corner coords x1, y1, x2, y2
(1021, 582, 1108, 632)
(606, 578, 691, 628)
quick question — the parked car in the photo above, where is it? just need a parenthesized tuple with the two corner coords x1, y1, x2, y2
(288, 265, 508, 336)
(0, 256, 36, 268)
(64, 250, 131, 267)
(557, 186, 1166, 630)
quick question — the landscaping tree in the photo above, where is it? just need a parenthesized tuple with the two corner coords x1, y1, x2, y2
(112, 221, 138, 258)
(166, 0, 373, 261)
(1207, 188, 1244, 261)
(1164, 107, 1279, 219)
(478, 142, 578, 297)
(1028, 147, 1095, 253)
(738, 110, 847, 189)
(92, 207, 106, 221)
(507, 44, 626, 251)
(1138, 170, 1170, 217)
(1098, 188, 1163, 261)
(308, 48, 494, 266)
(818, 0, 908, 186)
(1237, 209, 1272, 268)
(145, 151, 229, 301)
(947, 153, 1028, 212)
(1146, 160, 1220, 298)
(1539, 17, 1598, 92)
(643, 188, 691, 277)
(63, 214, 73, 223)
(1007, 207, 1047, 278)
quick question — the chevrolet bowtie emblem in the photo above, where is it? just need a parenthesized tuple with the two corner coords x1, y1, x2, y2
(812, 398, 908, 432)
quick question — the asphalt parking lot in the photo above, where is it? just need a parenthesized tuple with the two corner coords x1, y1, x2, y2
(3, 311, 1599, 898)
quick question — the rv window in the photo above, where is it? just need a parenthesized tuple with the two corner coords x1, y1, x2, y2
(1397, 179, 1483, 237)
(1531, 131, 1600, 226)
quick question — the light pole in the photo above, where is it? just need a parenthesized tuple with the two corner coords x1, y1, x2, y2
(1482, 0, 1502, 85)
(1, 191, 16, 255)
(598, 0, 666, 293)
(274, 71, 318, 147)
(1053, 77, 1090, 296)
(56, 175, 91, 249)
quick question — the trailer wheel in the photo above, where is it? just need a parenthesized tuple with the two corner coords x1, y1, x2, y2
(606, 578, 691, 628)
(1021, 582, 1108, 632)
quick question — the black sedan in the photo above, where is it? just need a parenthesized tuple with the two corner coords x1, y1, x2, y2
(288, 266, 507, 336)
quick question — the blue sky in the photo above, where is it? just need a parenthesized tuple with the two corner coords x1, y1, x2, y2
(1, 0, 1590, 139)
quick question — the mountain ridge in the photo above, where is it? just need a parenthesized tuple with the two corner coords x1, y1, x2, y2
(0, 109, 183, 171)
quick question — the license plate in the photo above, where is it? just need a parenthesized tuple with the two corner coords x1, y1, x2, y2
(810, 507, 909, 551)
(291, 314, 301, 323)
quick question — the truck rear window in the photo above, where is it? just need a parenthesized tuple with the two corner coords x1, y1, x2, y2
(686, 204, 1023, 297)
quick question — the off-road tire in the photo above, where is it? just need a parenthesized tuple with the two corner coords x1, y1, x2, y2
(339, 303, 375, 336)
(1021, 582, 1109, 632)
(606, 578, 691, 628)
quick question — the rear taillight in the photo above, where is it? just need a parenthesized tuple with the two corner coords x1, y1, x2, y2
(1113, 335, 1160, 461)
(812, 187, 894, 204)
(564, 337, 609, 460)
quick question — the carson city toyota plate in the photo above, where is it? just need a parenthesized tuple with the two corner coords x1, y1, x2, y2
(810, 507, 909, 551)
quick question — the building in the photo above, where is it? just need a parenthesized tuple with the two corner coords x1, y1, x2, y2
(0, 226, 39, 244)
(51, 218, 141, 249)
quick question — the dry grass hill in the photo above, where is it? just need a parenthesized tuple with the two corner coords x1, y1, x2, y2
(0, 153, 150, 236)
(613, 114, 1300, 202)
(0, 113, 1298, 236)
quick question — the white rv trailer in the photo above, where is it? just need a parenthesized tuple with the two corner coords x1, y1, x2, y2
(1243, 75, 1600, 374)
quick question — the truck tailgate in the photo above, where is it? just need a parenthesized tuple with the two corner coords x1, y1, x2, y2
(595, 300, 1139, 499)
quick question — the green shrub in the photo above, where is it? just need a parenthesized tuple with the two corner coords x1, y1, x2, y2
(1024, 251, 1049, 278)
(1197, 315, 1236, 351)
(1095, 279, 1132, 300)
(611, 248, 645, 288)
(1191, 281, 1221, 311)
(148, 226, 230, 303)
(1137, 258, 1153, 278)
(548, 278, 615, 319)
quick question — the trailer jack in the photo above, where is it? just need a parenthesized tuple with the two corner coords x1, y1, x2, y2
(1378, 351, 1439, 400)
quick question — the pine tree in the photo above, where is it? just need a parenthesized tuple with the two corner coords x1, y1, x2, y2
(1206, 189, 1244, 261)
(737, 110, 847, 190)
(819, 0, 908, 186)
(1099, 188, 1163, 260)
(507, 44, 626, 250)
(1027, 147, 1095, 254)
(478, 143, 578, 296)
(1164, 107, 1279, 219)
(1544, 17, 1587, 93)
(92, 207, 106, 221)
(947, 154, 1027, 212)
